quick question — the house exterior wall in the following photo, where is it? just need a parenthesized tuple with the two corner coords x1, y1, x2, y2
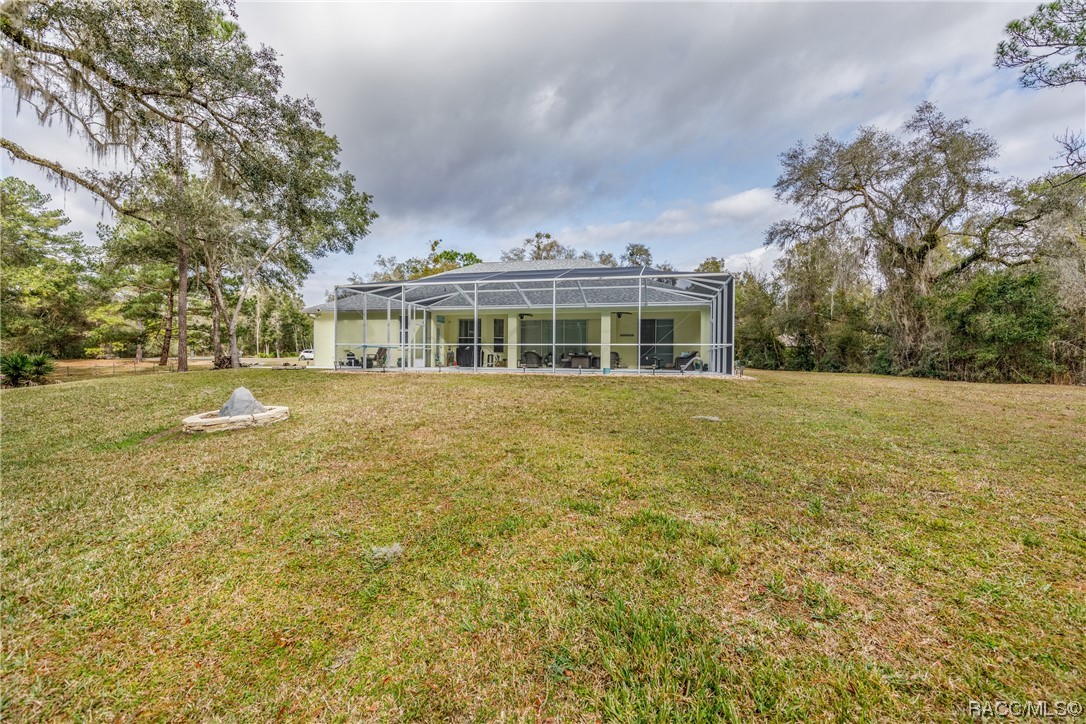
(610, 308, 708, 366)
(313, 312, 334, 368)
(311, 306, 713, 370)
(312, 311, 409, 368)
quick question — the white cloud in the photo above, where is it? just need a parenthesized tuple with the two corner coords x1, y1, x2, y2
(548, 188, 791, 271)
(724, 246, 783, 276)
(559, 206, 700, 250)
(706, 188, 783, 223)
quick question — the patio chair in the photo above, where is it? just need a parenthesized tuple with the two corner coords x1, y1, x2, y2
(673, 351, 702, 372)
(610, 351, 621, 369)
(344, 351, 359, 367)
(366, 347, 388, 368)
(521, 350, 542, 368)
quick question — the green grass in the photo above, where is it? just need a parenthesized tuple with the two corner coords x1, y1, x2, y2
(2, 369, 1084, 720)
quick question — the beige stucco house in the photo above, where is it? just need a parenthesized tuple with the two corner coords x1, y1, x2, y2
(304, 259, 735, 374)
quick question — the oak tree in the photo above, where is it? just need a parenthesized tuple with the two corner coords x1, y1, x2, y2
(768, 103, 1041, 371)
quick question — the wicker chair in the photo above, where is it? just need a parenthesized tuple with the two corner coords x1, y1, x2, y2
(521, 350, 542, 368)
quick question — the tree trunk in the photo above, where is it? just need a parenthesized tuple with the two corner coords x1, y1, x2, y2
(211, 297, 222, 358)
(177, 245, 189, 372)
(203, 265, 243, 370)
(174, 122, 189, 373)
(229, 319, 241, 369)
(255, 288, 262, 358)
(158, 283, 174, 365)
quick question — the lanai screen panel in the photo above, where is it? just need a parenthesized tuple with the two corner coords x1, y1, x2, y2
(332, 267, 735, 374)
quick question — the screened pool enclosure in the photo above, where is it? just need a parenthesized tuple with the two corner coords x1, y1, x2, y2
(306, 261, 735, 374)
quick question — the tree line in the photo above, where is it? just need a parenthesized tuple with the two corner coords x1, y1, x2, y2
(1, 176, 314, 362)
(0, 0, 375, 369)
(736, 2, 1085, 383)
(1, 0, 1082, 382)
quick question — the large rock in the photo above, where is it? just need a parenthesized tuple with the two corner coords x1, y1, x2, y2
(219, 387, 267, 417)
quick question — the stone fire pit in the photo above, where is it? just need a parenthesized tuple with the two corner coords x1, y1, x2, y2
(182, 387, 289, 433)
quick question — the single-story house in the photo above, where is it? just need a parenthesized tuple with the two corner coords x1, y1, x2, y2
(303, 259, 735, 374)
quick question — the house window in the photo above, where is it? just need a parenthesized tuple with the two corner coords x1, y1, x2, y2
(458, 318, 476, 345)
(639, 319, 674, 366)
(493, 319, 505, 354)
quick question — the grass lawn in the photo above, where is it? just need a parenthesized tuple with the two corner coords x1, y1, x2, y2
(2, 370, 1084, 720)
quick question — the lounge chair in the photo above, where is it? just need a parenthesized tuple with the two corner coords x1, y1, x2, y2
(673, 351, 702, 371)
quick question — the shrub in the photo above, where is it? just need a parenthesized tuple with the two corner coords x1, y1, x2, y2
(933, 269, 1061, 382)
(0, 352, 32, 387)
(1, 353, 55, 387)
(27, 354, 55, 384)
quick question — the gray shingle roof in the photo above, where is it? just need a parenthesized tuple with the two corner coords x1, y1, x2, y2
(305, 283, 709, 313)
(432, 259, 605, 277)
(303, 261, 729, 314)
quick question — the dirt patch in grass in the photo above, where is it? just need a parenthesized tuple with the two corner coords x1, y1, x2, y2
(141, 426, 184, 445)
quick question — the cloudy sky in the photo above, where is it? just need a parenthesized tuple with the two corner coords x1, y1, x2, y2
(2, 1, 1083, 304)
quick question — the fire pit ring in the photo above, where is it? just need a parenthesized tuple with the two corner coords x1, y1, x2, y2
(182, 406, 290, 433)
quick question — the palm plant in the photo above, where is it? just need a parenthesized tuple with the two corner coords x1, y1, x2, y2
(27, 354, 55, 384)
(0, 352, 32, 387)
(1, 352, 55, 386)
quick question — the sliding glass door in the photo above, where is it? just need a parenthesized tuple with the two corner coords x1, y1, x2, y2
(639, 319, 674, 366)
(519, 320, 588, 362)
(457, 318, 477, 366)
